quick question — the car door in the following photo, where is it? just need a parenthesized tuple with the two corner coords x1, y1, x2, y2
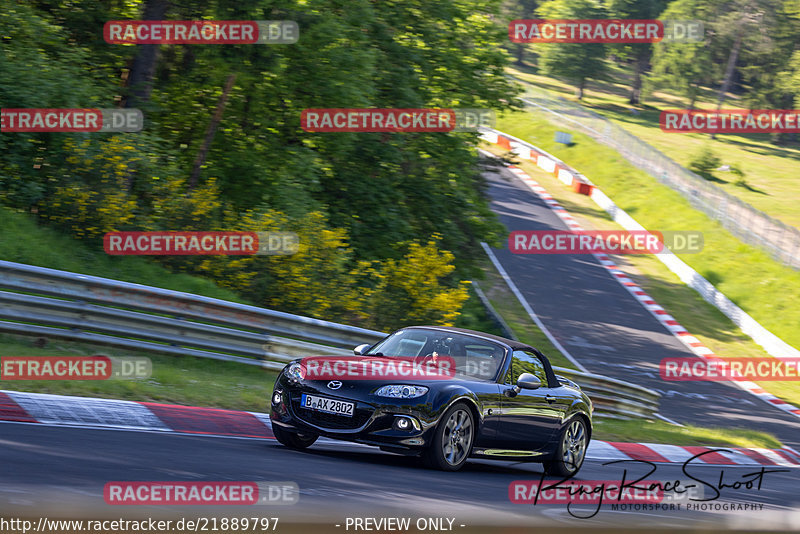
(496, 350, 567, 452)
(457, 340, 505, 447)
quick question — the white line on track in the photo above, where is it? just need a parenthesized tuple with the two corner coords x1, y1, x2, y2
(480, 241, 587, 372)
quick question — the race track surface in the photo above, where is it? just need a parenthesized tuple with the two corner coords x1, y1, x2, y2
(483, 166, 800, 450)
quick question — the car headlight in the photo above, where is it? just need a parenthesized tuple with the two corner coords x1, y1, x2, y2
(375, 385, 428, 398)
(285, 362, 305, 382)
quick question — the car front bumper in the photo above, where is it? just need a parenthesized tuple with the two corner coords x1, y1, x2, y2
(270, 380, 439, 450)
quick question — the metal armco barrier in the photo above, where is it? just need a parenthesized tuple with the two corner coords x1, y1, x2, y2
(0, 260, 659, 418)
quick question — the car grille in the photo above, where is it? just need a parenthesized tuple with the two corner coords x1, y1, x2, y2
(289, 393, 373, 430)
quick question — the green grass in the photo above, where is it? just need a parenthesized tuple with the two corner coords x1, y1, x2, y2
(0, 206, 247, 300)
(593, 418, 782, 449)
(508, 65, 800, 229)
(453, 284, 511, 338)
(0, 205, 286, 410)
(0, 334, 280, 411)
(482, 119, 800, 409)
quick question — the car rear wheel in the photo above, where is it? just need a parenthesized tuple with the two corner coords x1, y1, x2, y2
(544, 417, 587, 476)
(272, 424, 318, 449)
(421, 403, 474, 471)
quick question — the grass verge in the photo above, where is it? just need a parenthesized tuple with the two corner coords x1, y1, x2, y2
(508, 65, 800, 229)
(0, 206, 247, 301)
(0, 334, 280, 412)
(593, 418, 782, 449)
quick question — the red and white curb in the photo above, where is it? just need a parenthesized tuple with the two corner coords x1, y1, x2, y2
(1, 389, 798, 468)
(481, 131, 800, 420)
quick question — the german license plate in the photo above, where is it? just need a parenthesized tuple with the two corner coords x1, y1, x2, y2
(300, 394, 354, 417)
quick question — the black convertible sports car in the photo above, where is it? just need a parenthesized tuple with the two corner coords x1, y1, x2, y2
(270, 326, 593, 473)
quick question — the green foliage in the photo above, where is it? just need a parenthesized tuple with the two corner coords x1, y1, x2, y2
(1, 0, 520, 329)
(645, 0, 715, 107)
(778, 49, 800, 108)
(0, 2, 112, 208)
(688, 146, 722, 180)
(535, 0, 610, 98)
(347, 236, 472, 331)
(604, 0, 668, 104)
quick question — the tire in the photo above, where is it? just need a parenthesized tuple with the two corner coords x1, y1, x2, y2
(421, 402, 475, 471)
(544, 417, 588, 477)
(272, 424, 318, 450)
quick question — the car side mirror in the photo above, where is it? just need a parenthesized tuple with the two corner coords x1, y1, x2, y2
(353, 343, 371, 355)
(517, 373, 542, 390)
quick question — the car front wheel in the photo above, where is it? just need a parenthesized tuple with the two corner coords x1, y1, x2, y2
(544, 417, 588, 476)
(272, 424, 318, 449)
(421, 402, 475, 471)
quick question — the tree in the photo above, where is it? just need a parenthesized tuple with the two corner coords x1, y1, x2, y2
(501, 0, 540, 65)
(605, 0, 668, 104)
(706, 0, 784, 113)
(3, 0, 519, 326)
(646, 0, 716, 109)
(535, 0, 610, 99)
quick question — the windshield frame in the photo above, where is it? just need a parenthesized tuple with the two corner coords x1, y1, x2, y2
(366, 327, 510, 383)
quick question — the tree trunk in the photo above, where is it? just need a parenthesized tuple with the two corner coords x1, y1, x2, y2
(515, 44, 525, 65)
(629, 54, 646, 105)
(716, 33, 743, 112)
(124, 0, 169, 109)
(711, 32, 743, 139)
(189, 74, 237, 189)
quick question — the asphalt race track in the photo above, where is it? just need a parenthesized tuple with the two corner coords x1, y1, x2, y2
(2, 423, 799, 531)
(483, 165, 800, 451)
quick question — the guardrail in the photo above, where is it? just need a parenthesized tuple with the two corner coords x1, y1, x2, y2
(0, 260, 659, 418)
(472, 278, 659, 419)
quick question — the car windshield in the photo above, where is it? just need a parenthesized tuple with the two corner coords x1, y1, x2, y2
(367, 328, 505, 381)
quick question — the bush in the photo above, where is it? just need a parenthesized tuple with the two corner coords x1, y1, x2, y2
(688, 147, 722, 181)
